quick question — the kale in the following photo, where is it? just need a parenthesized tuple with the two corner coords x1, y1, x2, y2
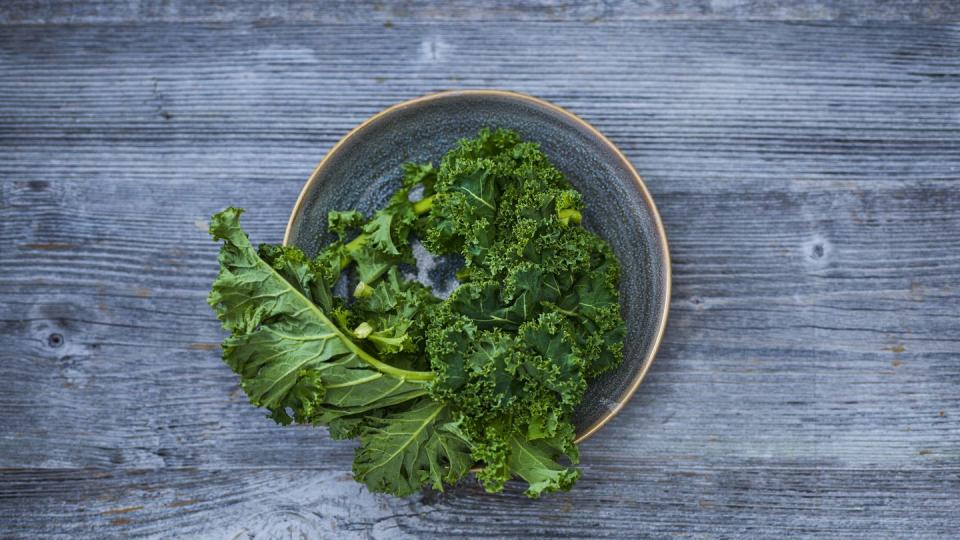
(209, 128, 626, 497)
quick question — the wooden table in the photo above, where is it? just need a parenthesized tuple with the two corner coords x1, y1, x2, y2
(2, 2, 959, 538)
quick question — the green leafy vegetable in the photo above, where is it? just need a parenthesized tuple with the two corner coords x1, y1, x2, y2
(353, 399, 472, 496)
(209, 128, 627, 497)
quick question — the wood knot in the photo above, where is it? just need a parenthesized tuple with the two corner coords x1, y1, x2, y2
(803, 235, 831, 267)
(47, 333, 64, 348)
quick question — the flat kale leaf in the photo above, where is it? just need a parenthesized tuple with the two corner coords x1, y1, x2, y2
(208, 208, 432, 426)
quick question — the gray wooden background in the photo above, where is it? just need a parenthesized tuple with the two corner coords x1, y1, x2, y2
(2, 1, 959, 538)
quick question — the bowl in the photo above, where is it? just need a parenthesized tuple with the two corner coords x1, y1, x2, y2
(284, 90, 670, 442)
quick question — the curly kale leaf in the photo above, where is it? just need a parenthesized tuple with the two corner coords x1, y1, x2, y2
(447, 281, 522, 329)
(471, 420, 580, 497)
(420, 128, 625, 497)
(353, 399, 473, 496)
(327, 210, 364, 242)
(324, 171, 437, 287)
(507, 429, 580, 497)
(424, 166, 498, 259)
(350, 267, 439, 359)
(401, 162, 437, 190)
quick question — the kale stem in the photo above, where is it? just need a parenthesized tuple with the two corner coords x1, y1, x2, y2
(339, 234, 367, 271)
(348, 340, 435, 381)
(557, 208, 582, 226)
(413, 194, 435, 215)
(344, 233, 366, 254)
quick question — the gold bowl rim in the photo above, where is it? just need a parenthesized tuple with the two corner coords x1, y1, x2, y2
(283, 89, 671, 444)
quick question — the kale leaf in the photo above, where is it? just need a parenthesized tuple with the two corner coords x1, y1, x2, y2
(209, 128, 627, 497)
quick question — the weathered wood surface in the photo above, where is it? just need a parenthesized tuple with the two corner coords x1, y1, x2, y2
(2, 0, 959, 24)
(1, 6, 959, 539)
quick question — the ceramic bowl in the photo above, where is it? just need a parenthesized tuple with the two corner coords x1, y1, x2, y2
(284, 90, 670, 442)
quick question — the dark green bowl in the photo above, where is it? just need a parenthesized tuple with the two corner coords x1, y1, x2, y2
(284, 90, 670, 442)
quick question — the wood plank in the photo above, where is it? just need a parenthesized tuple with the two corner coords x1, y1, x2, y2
(1, 0, 958, 25)
(2, 467, 959, 538)
(1, 22, 958, 185)
(0, 18, 959, 538)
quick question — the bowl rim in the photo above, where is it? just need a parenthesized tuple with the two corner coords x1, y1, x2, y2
(283, 89, 671, 444)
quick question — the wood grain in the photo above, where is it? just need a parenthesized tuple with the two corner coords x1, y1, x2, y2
(1, 14, 959, 539)
(2, 468, 959, 538)
(2, 0, 959, 24)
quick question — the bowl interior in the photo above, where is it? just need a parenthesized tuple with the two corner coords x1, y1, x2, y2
(286, 91, 669, 439)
